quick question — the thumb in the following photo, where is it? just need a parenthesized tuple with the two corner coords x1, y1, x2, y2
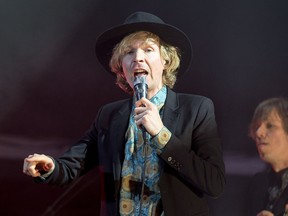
(43, 162, 53, 171)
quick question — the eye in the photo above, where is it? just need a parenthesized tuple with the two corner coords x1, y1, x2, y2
(124, 48, 134, 55)
(127, 50, 134, 55)
(145, 47, 154, 52)
(266, 123, 273, 129)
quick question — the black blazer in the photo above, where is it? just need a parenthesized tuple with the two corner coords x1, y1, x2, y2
(45, 88, 226, 216)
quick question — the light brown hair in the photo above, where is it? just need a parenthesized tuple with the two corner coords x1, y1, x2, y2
(249, 97, 288, 140)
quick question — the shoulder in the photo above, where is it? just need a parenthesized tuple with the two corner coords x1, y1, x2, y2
(101, 98, 131, 110)
(96, 98, 131, 120)
(169, 88, 212, 102)
(178, 93, 212, 103)
(251, 169, 269, 181)
(169, 89, 214, 110)
(248, 169, 269, 191)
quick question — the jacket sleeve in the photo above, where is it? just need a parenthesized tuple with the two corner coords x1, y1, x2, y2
(36, 109, 102, 186)
(159, 96, 226, 197)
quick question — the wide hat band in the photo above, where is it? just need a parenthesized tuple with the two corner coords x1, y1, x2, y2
(95, 11, 193, 77)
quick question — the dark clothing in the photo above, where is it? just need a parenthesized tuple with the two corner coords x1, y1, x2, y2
(42, 88, 226, 216)
(247, 168, 288, 216)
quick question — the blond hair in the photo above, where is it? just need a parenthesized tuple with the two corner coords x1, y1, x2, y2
(109, 31, 181, 94)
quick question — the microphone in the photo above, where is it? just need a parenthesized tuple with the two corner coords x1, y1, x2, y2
(133, 75, 148, 134)
(133, 75, 147, 101)
(134, 75, 149, 214)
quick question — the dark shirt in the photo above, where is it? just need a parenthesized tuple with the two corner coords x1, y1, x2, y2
(247, 168, 288, 216)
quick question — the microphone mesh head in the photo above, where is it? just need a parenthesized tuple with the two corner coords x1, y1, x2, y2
(133, 75, 147, 87)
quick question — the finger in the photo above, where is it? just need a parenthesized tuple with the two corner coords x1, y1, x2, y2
(135, 97, 150, 107)
(23, 161, 28, 174)
(135, 100, 144, 107)
(23, 157, 34, 174)
(23, 162, 35, 176)
(27, 162, 41, 177)
(25, 153, 47, 163)
(134, 106, 145, 115)
(23, 154, 42, 176)
(134, 112, 145, 122)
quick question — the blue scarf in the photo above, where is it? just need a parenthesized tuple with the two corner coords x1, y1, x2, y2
(119, 85, 167, 216)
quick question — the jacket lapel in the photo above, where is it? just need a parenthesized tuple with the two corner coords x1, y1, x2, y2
(111, 99, 132, 181)
(163, 89, 180, 134)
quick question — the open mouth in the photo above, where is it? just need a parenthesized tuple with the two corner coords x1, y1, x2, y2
(134, 69, 148, 77)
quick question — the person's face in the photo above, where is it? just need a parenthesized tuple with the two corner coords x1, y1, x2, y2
(254, 110, 288, 166)
(121, 38, 166, 98)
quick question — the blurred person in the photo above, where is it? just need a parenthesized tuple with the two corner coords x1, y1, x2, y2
(23, 11, 225, 216)
(248, 97, 288, 216)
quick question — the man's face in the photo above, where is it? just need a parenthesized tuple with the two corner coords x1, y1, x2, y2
(254, 110, 288, 166)
(121, 39, 166, 99)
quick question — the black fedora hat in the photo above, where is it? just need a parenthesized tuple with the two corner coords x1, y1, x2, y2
(95, 11, 193, 77)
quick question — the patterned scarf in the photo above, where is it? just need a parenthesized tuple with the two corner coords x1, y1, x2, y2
(119, 85, 167, 216)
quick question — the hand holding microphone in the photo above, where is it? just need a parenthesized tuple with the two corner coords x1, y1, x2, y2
(133, 75, 163, 136)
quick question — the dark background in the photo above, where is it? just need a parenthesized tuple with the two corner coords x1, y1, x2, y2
(0, 0, 287, 215)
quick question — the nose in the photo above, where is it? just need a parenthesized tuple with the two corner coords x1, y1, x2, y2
(133, 49, 144, 62)
(255, 123, 266, 140)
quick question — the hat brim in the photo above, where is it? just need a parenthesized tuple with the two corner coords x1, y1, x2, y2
(95, 22, 193, 77)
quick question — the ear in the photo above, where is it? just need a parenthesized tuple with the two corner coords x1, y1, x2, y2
(163, 59, 168, 68)
(162, 59, 168, 67)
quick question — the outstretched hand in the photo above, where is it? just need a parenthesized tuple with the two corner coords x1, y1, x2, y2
(23, 153, 55, 177)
